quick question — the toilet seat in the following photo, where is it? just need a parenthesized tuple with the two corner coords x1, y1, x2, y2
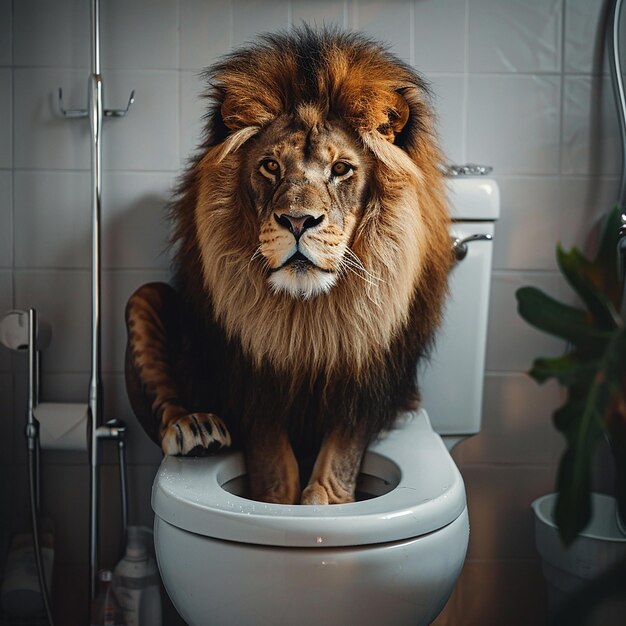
(152, 409, 466, 548)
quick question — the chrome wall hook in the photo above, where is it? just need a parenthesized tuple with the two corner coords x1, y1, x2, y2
(104, 89, 135, 118)
(57, 86, 135, 119)
(57, 87, 88, 118)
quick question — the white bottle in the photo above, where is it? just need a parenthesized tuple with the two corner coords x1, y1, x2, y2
(91, 569, 124, 626)
(113, 528, 162, 626)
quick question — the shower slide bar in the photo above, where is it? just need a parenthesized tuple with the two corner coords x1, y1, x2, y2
(608, 0, 626, 314)
(56, 0, 134, 614)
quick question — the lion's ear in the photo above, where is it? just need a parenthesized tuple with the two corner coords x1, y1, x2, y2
(220, 94, 251, 131)
(378, 91, 410, 144)
(220, 93, 278, 132)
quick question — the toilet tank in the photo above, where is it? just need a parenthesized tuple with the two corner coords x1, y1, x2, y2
(418, 176, 500, 439)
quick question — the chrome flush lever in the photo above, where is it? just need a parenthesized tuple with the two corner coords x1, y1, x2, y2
(451, 233, 493, 262)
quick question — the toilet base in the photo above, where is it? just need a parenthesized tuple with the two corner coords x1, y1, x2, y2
(155, 507, 468, 626)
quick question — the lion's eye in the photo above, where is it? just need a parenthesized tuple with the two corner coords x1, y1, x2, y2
(260, 159, 280, 176)
(331, 161, 352, 177)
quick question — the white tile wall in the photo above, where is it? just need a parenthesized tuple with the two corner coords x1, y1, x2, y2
(0, 375, 14, 459)
(461, 373, 564, 465)
(353, 0, 413, 63)
(486, 272, 567, 371)
(13, 0, 90, 68)
(468, 0, 562, 73)
(561, 76, 622, 176)
(291, 0, 347, 29)
(467, 75, 561, 175)
(5, 1, 623, 622)
(102, 172, 175, 269)
(428, 74, 465, 164)
(14, 68, 91, 170)
(0, 272, 13, 372)
(564, 0, 604, 74)
(179, 0, 232, 70)
(101, 70, 180, 172)
(492, 177, 560, 271)
(40, 463, 89, 564)
(0, 0, 11, 66)
(232, 0, 289, 47)
(100, 0, 179, 71)
(558, 176, 620, 250)
(412, 0, 467, 73)
(179, 70, 206, 163)
(0, 68, 12, 169)
(564, 0, 626, 74)
(0, 171, 12, 268)
(14, 270, 92, 373)
(14, 171, 91, 268)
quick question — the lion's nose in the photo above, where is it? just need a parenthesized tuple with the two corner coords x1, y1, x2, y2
(274, 213, 324, 240)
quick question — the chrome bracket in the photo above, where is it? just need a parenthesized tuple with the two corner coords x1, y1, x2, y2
(104, 90, 135, 118)
(57, 88, 88, 118)
(95, 418, 127, 441)
(57, 87, 135, 119)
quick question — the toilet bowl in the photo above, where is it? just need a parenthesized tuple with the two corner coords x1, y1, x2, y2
(151, 175, 499, 625)
(153, 409, 468, 626)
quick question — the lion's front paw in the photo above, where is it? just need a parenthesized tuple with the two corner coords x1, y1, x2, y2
(161, 413, 232, 456)
(300, 481, 354, 505)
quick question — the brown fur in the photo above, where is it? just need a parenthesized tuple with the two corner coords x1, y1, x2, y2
(125, 27, 451, 505)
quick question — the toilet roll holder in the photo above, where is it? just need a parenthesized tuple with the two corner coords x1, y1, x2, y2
(22, 308, 129, 543)
(1, 308, 129, 623)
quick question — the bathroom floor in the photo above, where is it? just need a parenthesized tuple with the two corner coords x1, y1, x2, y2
(0, 614, 47, 626)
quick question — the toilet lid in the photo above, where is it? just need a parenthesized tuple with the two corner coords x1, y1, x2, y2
(152, 409, 467, 548)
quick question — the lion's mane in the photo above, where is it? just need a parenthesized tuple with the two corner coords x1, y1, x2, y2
(169, 27, 450, 447)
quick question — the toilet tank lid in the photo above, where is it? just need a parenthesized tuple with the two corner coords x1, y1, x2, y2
(151, 410, 467, 548)
(448, 177, 500, 221)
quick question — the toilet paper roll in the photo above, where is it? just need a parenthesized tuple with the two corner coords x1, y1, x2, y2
(34, 403, 89, 451)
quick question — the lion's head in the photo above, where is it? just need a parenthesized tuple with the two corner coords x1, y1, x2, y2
(173, 27, 451, 377)
(246, 107, 374, 298)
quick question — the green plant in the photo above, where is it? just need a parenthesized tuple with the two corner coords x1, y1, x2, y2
(516, 207, 626, 546)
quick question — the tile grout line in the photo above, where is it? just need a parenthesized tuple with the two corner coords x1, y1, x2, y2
(557, 0, 567, 181)
(462, 0, 469, 163)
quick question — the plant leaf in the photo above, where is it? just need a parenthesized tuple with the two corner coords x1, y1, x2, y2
(517, 207, 626, 546)
(552, 328, 626, 545)
(516, 287, 604, 344)
(530, 355, 600, 386)
(594, 206, 621, 306)
(557, 245, 620, 331)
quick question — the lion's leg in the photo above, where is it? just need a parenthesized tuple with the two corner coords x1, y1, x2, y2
(300, 429, 368, 505)
(245, 430, 300, 504)
(125, 282, 231, 456)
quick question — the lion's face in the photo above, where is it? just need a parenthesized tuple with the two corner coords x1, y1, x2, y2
(245, 112, 372, 299)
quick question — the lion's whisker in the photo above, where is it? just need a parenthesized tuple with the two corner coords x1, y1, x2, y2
(341, 256, 385, 286)
(340, 263, 383, 309)
(343, 248, 386, 284)
(339, 259, 381, 292)
(247, 246, 264, 272)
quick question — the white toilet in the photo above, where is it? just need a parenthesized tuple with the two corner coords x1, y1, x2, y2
(152, 175, 500, 626)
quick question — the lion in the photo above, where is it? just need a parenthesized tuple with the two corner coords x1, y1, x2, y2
(124, 26, 451, 505)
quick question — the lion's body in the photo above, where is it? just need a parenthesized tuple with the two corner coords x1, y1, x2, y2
(125, 27, 451, 505)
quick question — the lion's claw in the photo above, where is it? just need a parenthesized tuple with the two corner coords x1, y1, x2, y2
(161, 413, 231, 456)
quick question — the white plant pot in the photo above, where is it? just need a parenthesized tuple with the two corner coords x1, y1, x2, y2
(532, 493, 626, 621)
